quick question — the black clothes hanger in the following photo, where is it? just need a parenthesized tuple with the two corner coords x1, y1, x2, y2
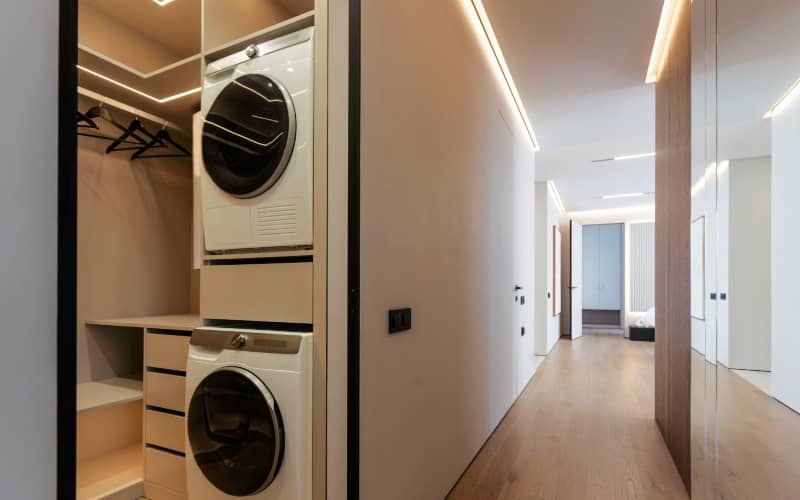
(106, 118, 166, 154)
(76, 111, 98, 129)
(131, 126, 191, 160)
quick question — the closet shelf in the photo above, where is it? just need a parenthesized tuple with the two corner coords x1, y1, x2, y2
(77, 443, 143, 500)
(86, 313, 202, 332)
(203, 11, 315, 62)
(204, 248, 314, 262)
(77, 378, 143, 414)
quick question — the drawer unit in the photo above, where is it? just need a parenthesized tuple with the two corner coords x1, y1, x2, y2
(145, 332, 190, 372)
(145, 371, 185, 412)
(145, 410, 185, 453)
(200, 261, 313, 323)
(145, 447, 186, 495)
(144, 481, 185, 500)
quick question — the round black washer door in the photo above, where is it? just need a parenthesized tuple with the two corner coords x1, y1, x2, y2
(202, 74, 296, 198)
(188, 367, 285, 496)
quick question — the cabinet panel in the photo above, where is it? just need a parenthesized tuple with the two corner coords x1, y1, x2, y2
(200, 262, 313, 323)
(145, 372, 185, 412)
(146, 410, 185, 453)
(145, 447, 186, 495)
(146, 333, 190, 372)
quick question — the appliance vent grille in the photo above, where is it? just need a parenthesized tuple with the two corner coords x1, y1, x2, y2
(254, 203, 298, 237)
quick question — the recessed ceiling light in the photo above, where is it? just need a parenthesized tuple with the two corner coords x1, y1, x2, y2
(592, 152, 656, 163)
(547, 180, 566, 213)
(600, 192, 651, 200)
(153, 0, 176, 6)
(764, 77, 800, 119)
(645, 0, 684, 84)
(462, 0, 540, 151)
(77, 65, 200, 103)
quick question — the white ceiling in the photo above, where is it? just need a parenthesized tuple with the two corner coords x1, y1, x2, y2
(482, 0, 663, 212)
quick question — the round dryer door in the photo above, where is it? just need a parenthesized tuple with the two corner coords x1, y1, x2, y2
(202, 73, 297, 198)
(188, 367, 285, 496)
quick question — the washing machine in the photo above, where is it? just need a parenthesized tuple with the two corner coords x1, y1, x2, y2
(186, 327, 312, 499)
(200, 27, 314, 252)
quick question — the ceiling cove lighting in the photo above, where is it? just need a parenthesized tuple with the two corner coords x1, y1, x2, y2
(77, 65, 201, 104)
(547, 180, 566, 213)
(645, 0, 683, 84)
(153, 0, 176, 6)
(764, 77, 800, 118)
(462, 0, 540, 151)
(593, 152, 656, 163)
(600, 192, 651, 200)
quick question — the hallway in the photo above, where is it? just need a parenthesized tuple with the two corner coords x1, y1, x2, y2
(448, 335, 688, 500)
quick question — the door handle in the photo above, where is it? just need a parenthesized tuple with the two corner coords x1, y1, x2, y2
(568, 286, 579, 290)
(514, 285, 523, 291)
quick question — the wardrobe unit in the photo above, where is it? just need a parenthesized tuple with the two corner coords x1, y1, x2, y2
(74, 1, 329, 499)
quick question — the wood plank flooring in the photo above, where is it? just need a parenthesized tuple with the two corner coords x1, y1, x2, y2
(448, 335, 688, 500)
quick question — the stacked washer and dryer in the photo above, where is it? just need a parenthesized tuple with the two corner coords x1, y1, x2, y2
(187, 27, 315, 500)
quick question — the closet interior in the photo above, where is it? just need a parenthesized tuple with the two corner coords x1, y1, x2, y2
(74, 1, 323, 499)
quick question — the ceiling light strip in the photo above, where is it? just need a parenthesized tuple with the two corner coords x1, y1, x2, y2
(764, 77, 800, 118)
(548, 180, 566, 213)
(465, 0, 540, 151)
(601, 192, 649, 200)
(77, 65, 201, 104)
(646, 0, 681, 84)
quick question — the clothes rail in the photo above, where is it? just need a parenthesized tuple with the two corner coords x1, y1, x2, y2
(77, 86, 188, 136)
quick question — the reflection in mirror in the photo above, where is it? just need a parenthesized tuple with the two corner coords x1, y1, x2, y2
(716, 0, 800, 498)
(690, 0, 717, 497)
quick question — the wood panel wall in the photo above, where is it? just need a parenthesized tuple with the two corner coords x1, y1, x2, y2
(654, 0, 692, 489)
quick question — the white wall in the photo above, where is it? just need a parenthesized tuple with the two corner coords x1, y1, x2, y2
(771, 98, 800, 413)
(359, 1, 537, 498)
(720, 157, 771, 371)
(630, 222, 655, 312)
(535, 182, 561, 356)
(0, 1, 58, 498)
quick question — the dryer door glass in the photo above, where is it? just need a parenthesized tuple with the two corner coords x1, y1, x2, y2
(202, 74, 296, 198)
(188, 367, 284, 496)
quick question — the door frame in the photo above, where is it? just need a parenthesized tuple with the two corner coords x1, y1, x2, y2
(57, 0, 78, 498)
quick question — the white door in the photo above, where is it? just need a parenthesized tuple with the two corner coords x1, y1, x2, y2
(570, 220, 583, 339)
(513, 146, 536, 395)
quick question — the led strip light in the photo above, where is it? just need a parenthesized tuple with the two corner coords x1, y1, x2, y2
(78, 65, 201, 104)
(646, 0, 684, 84)
(463, 0, 540, 151)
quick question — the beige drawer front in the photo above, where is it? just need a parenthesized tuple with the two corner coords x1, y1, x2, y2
(146, 410, 185, 453)
(200, 262, 313, 323)
(146, 333, 190, 372)
(145, 447, 186, 495)
(145, 481, 185, 500)
(145, 372, 185, 412)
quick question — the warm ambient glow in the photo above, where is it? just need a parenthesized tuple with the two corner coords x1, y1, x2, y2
(764, 77, 800, 118)
(646, 0, 683, 84)
(462, 0, 540, 151)
(601, 192, 649, 200)
(77, 65, 201, 104)
(547, 180, 566, 213)
(153, 0, 176, 6)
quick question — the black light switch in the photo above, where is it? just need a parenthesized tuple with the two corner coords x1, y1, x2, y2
(389, 308, 412, 334)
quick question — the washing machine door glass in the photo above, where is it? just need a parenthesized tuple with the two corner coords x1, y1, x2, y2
(188, 367, 285, 496)
(202, 73, 297, 198)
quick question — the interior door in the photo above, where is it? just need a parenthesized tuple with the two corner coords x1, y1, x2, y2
(570, 220, 583, 339)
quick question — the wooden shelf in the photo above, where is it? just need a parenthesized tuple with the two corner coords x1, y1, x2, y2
(86, 314, 202, 332)
(77, 378, 143, 414)
(77, 443, 143, 500)
(203, 11, 315, 62)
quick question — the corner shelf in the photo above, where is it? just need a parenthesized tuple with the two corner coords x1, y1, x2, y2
(77, 443, 144, 500)
(77, 378, 143, 414)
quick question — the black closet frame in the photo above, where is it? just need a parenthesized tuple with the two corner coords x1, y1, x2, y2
(57, 1, 362, 499)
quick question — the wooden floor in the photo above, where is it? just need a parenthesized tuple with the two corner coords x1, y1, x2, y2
(448, 335, 688, 500)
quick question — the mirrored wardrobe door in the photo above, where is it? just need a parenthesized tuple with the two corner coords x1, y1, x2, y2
(690, 0, 718, 497)
(714, 0, 800, 498)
